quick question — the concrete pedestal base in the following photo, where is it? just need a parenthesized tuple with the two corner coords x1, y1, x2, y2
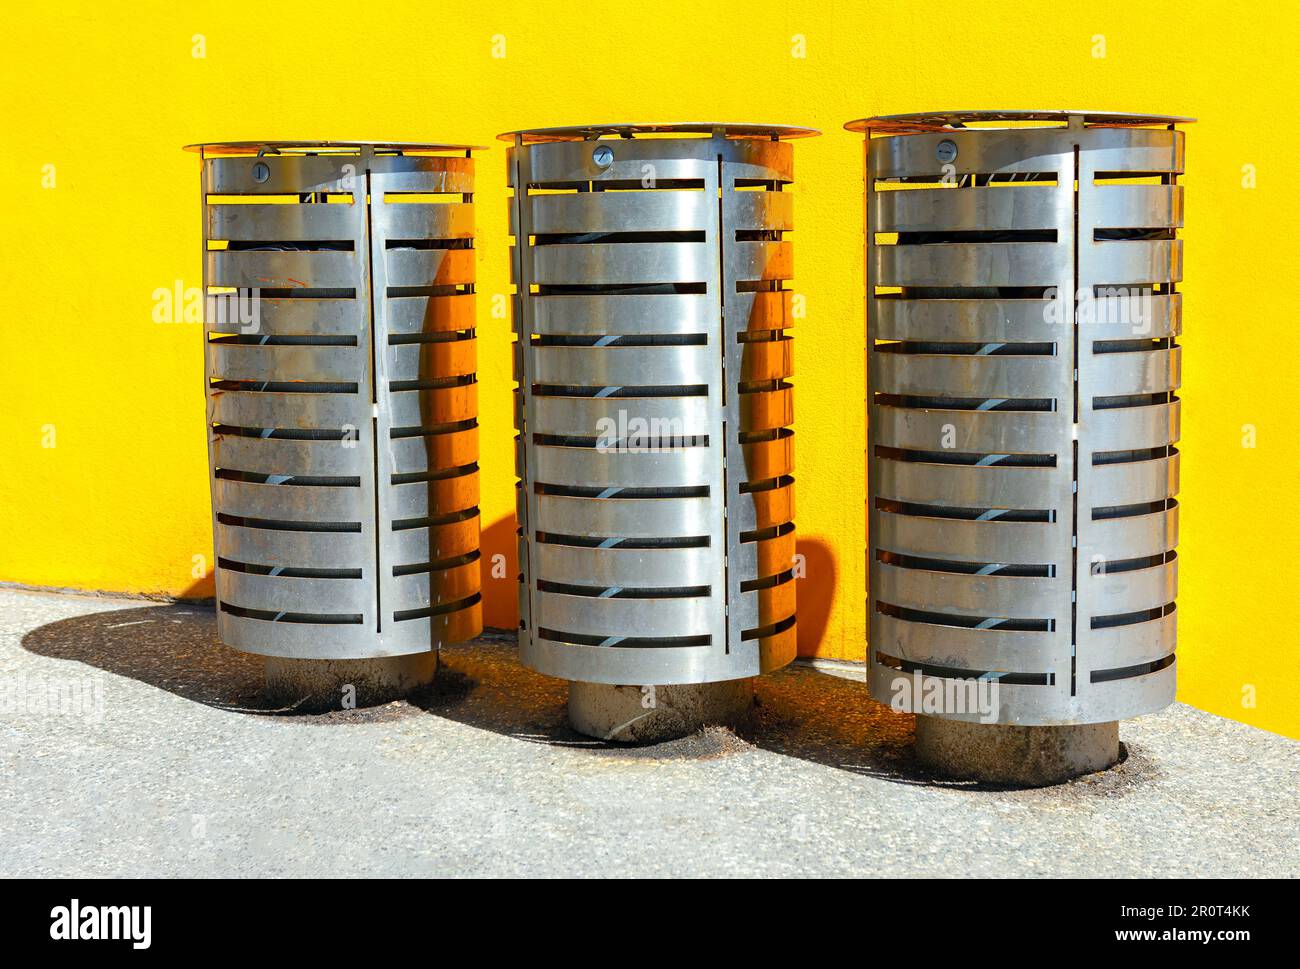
(568, 679, 754, 743)
(264, 653, 437, 711)
(915, 716, 1120, 786)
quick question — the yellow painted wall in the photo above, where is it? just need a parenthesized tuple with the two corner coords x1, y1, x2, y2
(2, 0, 1296, 738)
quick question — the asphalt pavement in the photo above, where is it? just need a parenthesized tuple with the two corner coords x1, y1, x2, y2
(1, 587, 1295, 877)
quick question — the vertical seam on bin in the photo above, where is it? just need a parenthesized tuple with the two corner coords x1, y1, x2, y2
(1070, 142, 1081, 696)
(364, 162, 382, 633)
(716, 151, 731, 654)
(511, 137, 535, 638)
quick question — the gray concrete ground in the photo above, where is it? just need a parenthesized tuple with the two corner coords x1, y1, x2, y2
(1, 587, 1295, 878)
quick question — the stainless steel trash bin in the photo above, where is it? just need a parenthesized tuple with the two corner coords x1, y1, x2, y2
(504, 123, 817, 740)
(848, 111, 1191, 782)
(186, 140, 483, 704)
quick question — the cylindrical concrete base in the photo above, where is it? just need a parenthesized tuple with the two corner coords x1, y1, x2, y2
(915, 716, 1120, 786)
(568, 679, 754, 743)
(264, 653, 437, 711)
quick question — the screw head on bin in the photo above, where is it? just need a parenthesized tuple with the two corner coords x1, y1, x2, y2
(935, 139, 958, 164)
(591, 144, 615, 168)
(251, 161, 270, 183)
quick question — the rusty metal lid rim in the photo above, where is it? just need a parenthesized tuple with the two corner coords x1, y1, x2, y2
(844, 111, 1196, 133)
(497, 123, 821, 143)
(183, 140, 486, 155)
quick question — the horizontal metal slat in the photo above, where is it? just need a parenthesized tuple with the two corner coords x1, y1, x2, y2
(206, 203, 362, 242)
(386, 248, 475, 288)
(871, 352, 1063, 399)
(387, 338, 477, 382)
(215, 522, 365, 570)
(1086, 400, 1180, 453)
(876, 562, 1061, 615)
(386, 384, 477, 427)
(874, 241, 1066, 288)
(731, 579, 796, 632)
(870, 612, 1059, 676)
(731, 241, 793, 281)
(872, 187, 1065, 232)
(1088, 185, 1184, 229)
(374, 202, 474, 240)
(386, 294, 476, 334)
(206, 297, 365, 336)
(386, 470, 479, 521)
(385, 427, 478, 475)
(390, 558, 481, 612)
(1085, 347, 1181, 398)
(210, 389, 367, 430)
(536, 592, 714, 640)
(217, 570, 369, 614)
(1079, 557, 1177, 617)
(532, 395, 713, 439)
(730, 482, 795, 532)
(534, 544, 718, 589)
(1084, 239, 1182, 286)
(531, 444, 716, 489)
(873, 405, 1063, 454)
(875, 458, 1063, 509)
(213, 435, 367, 477)
(871, 297, 1061, 343)
(523, 191, 710, 234)
(209, 343, 364, 383)
(1083, 506, 1179, 562)
(531, 344, 714, 387)
(1079, 610, 1177, 671)
(206, 155, 359, 195)
(534, 494, 713, 539)
(731, 191, 793, 231)
(207, 250, 360, 290)
(875, 513, 1064, 564)
(738, 387, 793, 432)
(214, 478, 364, 521)
(529, 242, 711, 286)
(527, 293, 715, 336)
(388, 514, 480, 565)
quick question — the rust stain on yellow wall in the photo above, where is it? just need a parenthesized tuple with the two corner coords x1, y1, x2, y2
(1, 0, 1296, 738)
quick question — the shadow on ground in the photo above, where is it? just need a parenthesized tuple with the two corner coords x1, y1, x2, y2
(21, 603, 266, 711)
(21, 602, 1155, 794)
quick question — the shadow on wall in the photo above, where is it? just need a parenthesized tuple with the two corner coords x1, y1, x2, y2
(476, 513, 841, 656)
(479, 513, 520, 632)
(182, 574, 216, 600)
(795, 537, 836, 658)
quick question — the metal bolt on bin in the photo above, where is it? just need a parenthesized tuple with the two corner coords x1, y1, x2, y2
(185, 140, 484, 707)
(848, 111, 1192, 783)
(503, 123, 818, 741)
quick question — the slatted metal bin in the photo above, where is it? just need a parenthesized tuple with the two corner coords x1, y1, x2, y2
(505, 123, 816, 695)
(851, 112, 1190, 727)
(188, 140, 482, 670)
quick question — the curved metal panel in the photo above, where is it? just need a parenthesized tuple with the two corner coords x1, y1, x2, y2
(860, 115, 1186, 724)
(196, 142, 482, 659)
(509, 126, 813, 685)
